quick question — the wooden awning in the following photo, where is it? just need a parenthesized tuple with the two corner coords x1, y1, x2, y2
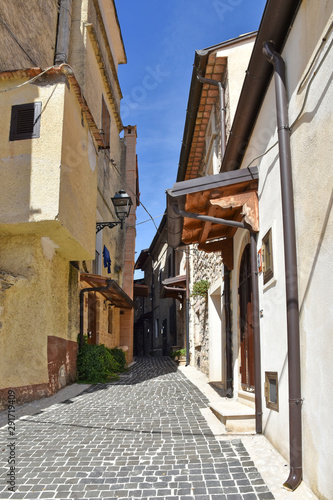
(166, 167, 259, 268)
(80, 273, 133, 309)
(161, 275, 186, 300)
(134, 284, 150, 297)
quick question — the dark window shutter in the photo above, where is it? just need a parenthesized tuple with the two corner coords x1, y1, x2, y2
(101, 96, 110, 148)
(10, 102, 42, 141)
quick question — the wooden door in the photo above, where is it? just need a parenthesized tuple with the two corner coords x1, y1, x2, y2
(239, 244, 255, 390)
(87, 293, 97, 345)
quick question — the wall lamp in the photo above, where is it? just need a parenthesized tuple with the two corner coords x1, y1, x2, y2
(96, 190, 133, 233)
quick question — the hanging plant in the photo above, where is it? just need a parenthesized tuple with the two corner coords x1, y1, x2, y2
(191, 279, 210, 298)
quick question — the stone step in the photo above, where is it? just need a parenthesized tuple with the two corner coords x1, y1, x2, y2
(209, 400, 256, 433)
(237, 389, 256, 409)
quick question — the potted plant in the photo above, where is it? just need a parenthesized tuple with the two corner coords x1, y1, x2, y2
(170, 348, 187, 365)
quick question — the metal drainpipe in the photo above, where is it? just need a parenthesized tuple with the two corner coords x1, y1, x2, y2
(223, 265, 233, 396)
(185, 246, 190, 366)
(250, 232, 262, 433)
(263, 41, 302, 491)
(197, 74, 227, 160)
(54, 0, 73, 65)
(173, 205, 262, 433)
(79, 282, 113, 349)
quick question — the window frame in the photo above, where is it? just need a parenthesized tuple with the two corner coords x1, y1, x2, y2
(265, 371, 279, 411)
(9, 102, 42, 141)
(262, 228, 274, 285)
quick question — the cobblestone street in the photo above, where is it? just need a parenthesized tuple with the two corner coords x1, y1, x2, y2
(1, 357, 276, 499)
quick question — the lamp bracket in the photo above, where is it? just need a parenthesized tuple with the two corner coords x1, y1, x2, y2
(96, 221, 123, 233)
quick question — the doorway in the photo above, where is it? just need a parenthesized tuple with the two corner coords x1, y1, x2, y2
(87, 292, 97, 345)
(162, 318, 168, 355)
(239, 244, 255, 391)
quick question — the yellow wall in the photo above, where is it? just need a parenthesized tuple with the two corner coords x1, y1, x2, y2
(59, 83, 98, 259)
(0, 75, 98, 261)
(0, 235, 78, 390)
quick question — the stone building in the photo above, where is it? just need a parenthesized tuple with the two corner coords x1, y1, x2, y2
(167, 0, 333, 497)
(0, 0, 138, 407)
(134, 215, 186, 357)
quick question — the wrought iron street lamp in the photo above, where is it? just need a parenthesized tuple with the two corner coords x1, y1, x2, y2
(96, 190, 133, 233)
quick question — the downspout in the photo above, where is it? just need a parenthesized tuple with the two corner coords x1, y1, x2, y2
(173, 205, 262, 433)
(54, 0, 73, 65)
(263, 41, 302, 491)
(185, 246, 190, 366)
(197, 74, 227, 159)
(250, 232, 262, 433)
(79, 281, 113, 349)
(223, 265, 233, 396)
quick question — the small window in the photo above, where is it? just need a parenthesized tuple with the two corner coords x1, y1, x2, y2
(101, 96, 110, 148)
(265, 371, 279, 411)
(262, 228, 274, 284)
(167, 255, 172, 278)
(10, 102, 42, 141)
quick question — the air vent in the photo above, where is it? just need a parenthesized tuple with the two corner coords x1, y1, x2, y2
(10, 102, 42, 141)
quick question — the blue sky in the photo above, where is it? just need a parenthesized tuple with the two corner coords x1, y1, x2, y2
(114, 0, 266, 270)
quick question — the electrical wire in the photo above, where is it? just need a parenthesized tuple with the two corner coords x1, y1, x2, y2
(0, 65, 59, 94)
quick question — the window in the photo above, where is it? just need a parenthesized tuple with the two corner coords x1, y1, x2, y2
(101, 96, 110, 148)
(155, 318, 159, 339)
(262, 228, 274, 284)
(167, 255, 172, 278)
(10, 102, 42, 141)
(93, 226, 103, 275)
(265, 371, 279, 411)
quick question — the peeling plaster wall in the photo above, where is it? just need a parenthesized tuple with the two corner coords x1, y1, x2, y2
(0, 235, 78, 408)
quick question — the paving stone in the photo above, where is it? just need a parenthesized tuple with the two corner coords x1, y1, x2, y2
(0, 357, 273, 500)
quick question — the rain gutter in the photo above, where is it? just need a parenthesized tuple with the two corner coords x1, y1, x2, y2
(263, 40, 302, 491)
(54, 0, 73, 65)
(221, 0, 302, 172)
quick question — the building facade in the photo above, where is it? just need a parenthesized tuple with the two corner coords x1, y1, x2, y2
(167, 1, 333, 498)
(0, 0, 138, 407)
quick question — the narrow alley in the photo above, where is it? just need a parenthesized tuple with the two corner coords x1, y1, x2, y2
(0, 357, 316, 500)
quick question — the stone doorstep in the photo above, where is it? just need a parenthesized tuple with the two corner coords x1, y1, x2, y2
(237, 389, 256, 409)
(209, 400, 256, 434)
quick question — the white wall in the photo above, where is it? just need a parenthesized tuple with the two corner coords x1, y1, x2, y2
(240, 3, 333, 498)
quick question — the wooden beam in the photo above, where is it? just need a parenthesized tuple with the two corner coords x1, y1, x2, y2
(210, 191, 259, 232)
(198, 205, 216, 245)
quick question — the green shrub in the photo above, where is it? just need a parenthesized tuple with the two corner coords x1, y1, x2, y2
(108, 347, 126, 373)
(170, 348, 186, 360)
(77, 343, 125, 383)
(191, 279, 210, 298)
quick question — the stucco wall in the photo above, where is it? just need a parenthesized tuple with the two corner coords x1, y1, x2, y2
(216, 36, 255, 127)
(0, 235, 79, 405)
(59, 83, 98, 259)
(240, 3, 333, 498)
(0, 78, 64, 225)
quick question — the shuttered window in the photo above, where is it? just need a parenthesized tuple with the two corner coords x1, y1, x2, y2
(101, 96, 110, 148)
(10, 102, 42, 141)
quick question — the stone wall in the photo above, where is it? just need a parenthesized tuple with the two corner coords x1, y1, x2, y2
(0, 0, 58, 71)
(189, 245, 223, 376)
